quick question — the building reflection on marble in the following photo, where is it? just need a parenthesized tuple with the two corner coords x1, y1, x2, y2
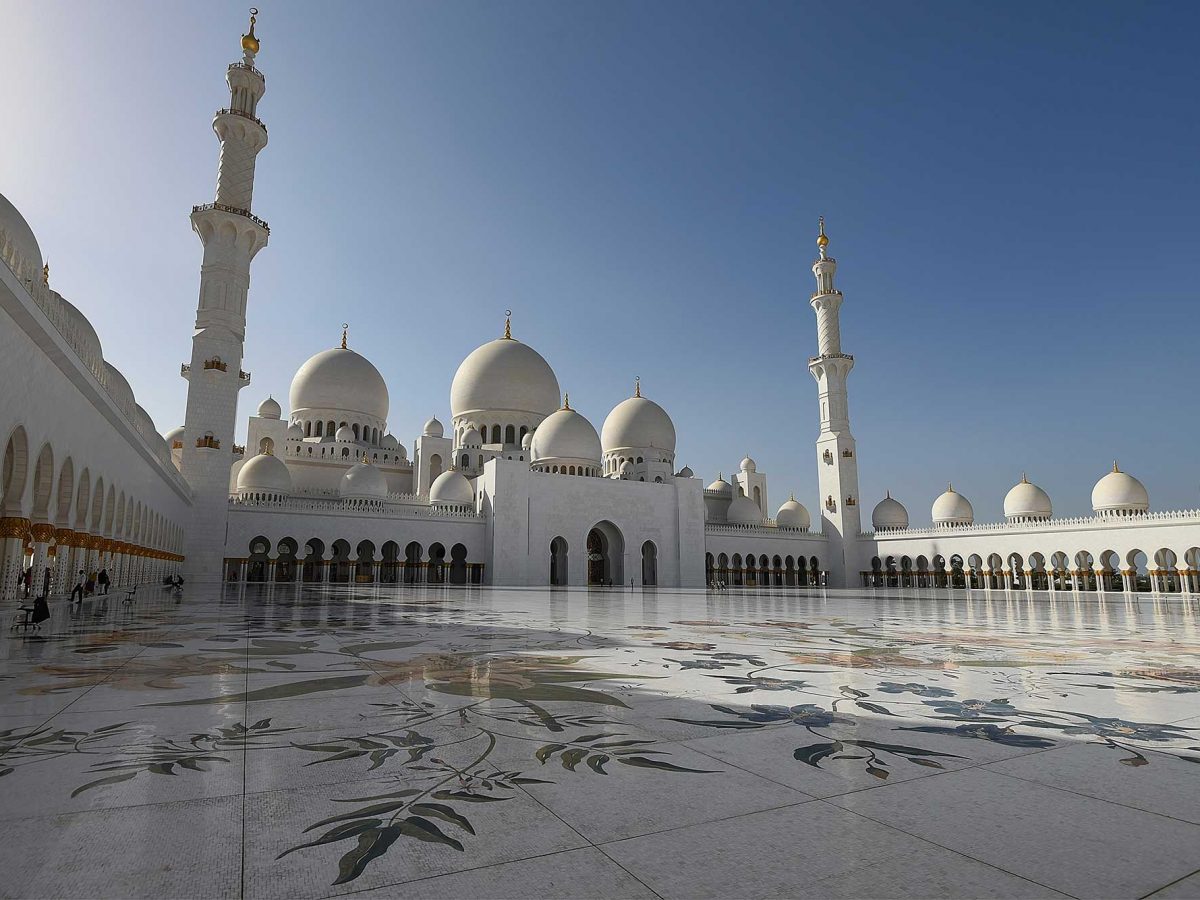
(2, 584, 1199, 899)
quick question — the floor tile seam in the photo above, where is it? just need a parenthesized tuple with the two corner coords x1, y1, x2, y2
(512, 776, 667, 900)
(241, 611, 251, 900)
(794, 813, 1077, 899)
(0, 637, 164, 761)
(679, 728, 1064, 801)
(809, 797, 1085, 899)
(329, 845, 643, 899)
(1140, 864, 1200, 899)
(0, 771, 250, 824)
(589, 795, 821, 846)
(980, 765, 1200, 829)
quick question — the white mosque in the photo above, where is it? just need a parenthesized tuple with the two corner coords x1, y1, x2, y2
(3, 15, 1200, 597)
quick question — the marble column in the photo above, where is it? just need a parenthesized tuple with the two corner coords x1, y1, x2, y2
(0, 518, 31, 601)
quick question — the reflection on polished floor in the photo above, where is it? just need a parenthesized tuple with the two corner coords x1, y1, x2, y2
(2, 584, 1199, 899)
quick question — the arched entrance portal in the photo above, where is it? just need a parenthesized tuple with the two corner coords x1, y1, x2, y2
(586, 521, 623, 586)
(641, 541, 657, 586)
(550, 536, 569, 586)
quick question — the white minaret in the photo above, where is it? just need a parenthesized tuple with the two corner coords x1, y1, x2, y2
(808, 218, 860, 585)
(180, 13, 270, 580)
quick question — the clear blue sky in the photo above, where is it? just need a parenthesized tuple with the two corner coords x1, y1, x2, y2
(2, 0, 1197, 521)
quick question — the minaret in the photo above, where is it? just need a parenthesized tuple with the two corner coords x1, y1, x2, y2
(180, 12, 270, 580)
(808, 218, 860, 585)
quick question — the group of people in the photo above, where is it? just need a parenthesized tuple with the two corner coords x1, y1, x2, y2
(16, 565, 111, 605)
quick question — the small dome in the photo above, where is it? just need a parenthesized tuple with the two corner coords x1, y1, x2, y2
(59, 296, 103, 372)
(395, 443, 408, 460)
(103, 362, 136, 417)
(423, 416, 444, 438)
(381, 433, 399, 450)
(1004, 475, 1052, 521)
(521, 431, 534, 450)
(775, 497, 811, 530)
(450, 337, 561, 421)
(340, 457, 388, 499)
(1091, 464, 1149, 516)
(932, 485, 973, 526)
(289, 346, 389, 421)
(164, 425, 185, 449)
(0, 192, 43, 279)
(676, 466, 694, 479)
(740, 456, 757, 473)
(335, 424, 356, 442)
(287, 422, 304, 439)
(237, 452, 293, 496)
(618, 460, 635, 478)
(601, 394, 676, 454)
(727, 493, 763, 526)
(461, 427, 482, 447)
(257, 396, 281, 419)
(531, 406, 601, 465)
(872, 492, 909, 531)
(429, 470, 474, 506)
(706, 475, 733, 496)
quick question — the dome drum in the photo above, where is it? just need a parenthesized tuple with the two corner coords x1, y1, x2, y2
(236, 451, 293, 500)
(530, 406, 601, 476)
(1091, 465, 1149, 517)
(932, 486, 973, 527)
(872, 493, 909, 532)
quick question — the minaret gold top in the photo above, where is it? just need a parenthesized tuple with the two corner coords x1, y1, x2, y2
(503, 309, 512, 340)
(817, 216, 829, 259)
(340, 323, 348, 350)
(242, 8, 260, 55)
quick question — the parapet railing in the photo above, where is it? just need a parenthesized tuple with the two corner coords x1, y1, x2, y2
(228, 494, 484, 520)
(191, 202, 270, 235)
(705, 522, 821, 538)
(862, 507, 1200, 539)
(214, 107, 267, 133)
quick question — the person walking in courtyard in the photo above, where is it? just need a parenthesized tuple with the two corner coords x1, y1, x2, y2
(41, 566, 51, 599)
(22, 565, 32, 598)
(85, 571, 96, 596)
(69, 569, 85, 603)
(98, 568, 110, 595)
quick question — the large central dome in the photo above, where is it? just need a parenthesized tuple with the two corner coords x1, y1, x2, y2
(289, 347, 389, 421)
(450, 337, 560, 420)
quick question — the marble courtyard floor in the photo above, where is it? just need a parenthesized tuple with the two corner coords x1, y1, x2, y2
(2, 585, 1199, 899)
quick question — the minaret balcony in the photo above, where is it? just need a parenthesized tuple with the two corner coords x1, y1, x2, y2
(191, 203, 270, 236)
(214, 107, 268, 134)
(227, 61, 265, 83)
(239, 369, 252, 386)
(810, 289, 843, 301)
(196, 436, 221, 450)
(808, 352, 854, 365)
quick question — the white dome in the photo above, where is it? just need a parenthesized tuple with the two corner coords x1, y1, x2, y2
(521, 431, 533, 450)
(932, 485, 973, 526)
(59, 296, 103, 374)
(775, 497, 811, 530)
(429, 470, 474, 506)
(257, 396, 282, 419)
(740, 456, 757, 473)
(677, 466, 694, 479)
(1092, 464, 1149, 515)
(1004, 475, 1052, 521)
(618, 460, 635, 478)
(0, 192, 43, 278)
(461, 427, 482, 447)
(237, 452, 293, 496)
(340, 458, 388, 499)
(450, 337, 560, 420)
(103, 362, 136, 418)
(601, 395, 676, 453)
(164, 426, 185, 448)
(727, 493, 764, 526)
(706, 476, 733, 496)
(872, 493, 909, 531)
(289, 347, 389, 421)
(381, 433, 399, 450)
(335, 424, 356, 442)
(287, 423, 304, 439)
(423, 416, 444, 438)
(530, 406, 601, 465)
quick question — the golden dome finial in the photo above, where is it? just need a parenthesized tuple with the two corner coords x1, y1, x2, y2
(42, 261, 49, 286)
(1021, 472, 1029, 483)
(362, 452, 370, 465)
(634, 375, 641, 398)
(503, 309, 512, 340)
(948, 482, 954, 493)
(562, 392, 570, 410)
(1113, 459, 1120, 473)
(340, 323, 348, 350)
(816, 215, 829, 255)
(241, 8, 260, 56)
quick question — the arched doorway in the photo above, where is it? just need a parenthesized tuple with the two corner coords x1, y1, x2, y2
(586, 521, 623, 586)
(550, 537, 569, 586)
(641, 541, 657, 586)
(449, 544, 468, 584)
(403, 541, 423, 583)
(428, 543, 446, 583)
